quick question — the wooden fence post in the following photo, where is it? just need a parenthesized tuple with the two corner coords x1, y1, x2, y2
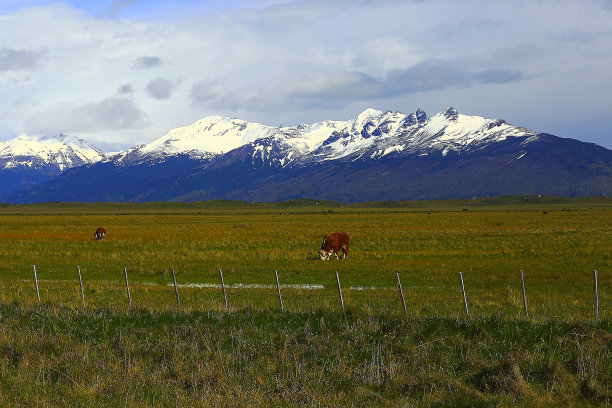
(335, 271, 345, 314)
(458, 272, 468, 316)
(395, 272, 407, 314)
(171, 268, 180, 308)
(219, 268, 228, 309)
(33, 265, 40, 304)
(275, 270, 284, 312)
(593, 270, 599, 320)
(520, 270, 528, 317)
(77, 266, 85, 308)
(123, 267, 132, 307)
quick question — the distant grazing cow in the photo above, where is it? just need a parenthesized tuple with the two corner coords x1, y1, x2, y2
(318, 232, 349, 260)
(93, 227, 106, 241)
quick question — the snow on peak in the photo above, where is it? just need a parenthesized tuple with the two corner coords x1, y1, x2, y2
(356, 108, 384, 121)
(0, 106, 542, 181)
(419, 108, 535, 150)
(441, 106, 459, 120)
(117, 115, 279, 164)
(0, 134, 105, 170)
(111, 107, 537, 166)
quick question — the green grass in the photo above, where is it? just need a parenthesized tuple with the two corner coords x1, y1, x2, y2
(0, 198, 609, 319)
(0, 305, 610, 407)
(0, 197, 610, 406)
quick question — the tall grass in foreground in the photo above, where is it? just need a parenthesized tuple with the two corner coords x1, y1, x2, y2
(0, 304, 610, 407)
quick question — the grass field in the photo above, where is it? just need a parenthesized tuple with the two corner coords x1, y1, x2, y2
(0, 196, 610, 319)
(0, 197, 610, 406)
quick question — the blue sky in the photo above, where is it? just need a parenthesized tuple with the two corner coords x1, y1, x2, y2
(0, 0, 611, 151)
(0, 0, 282, 17)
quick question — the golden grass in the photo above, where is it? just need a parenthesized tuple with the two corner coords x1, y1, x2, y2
(0, 203, 610, 319)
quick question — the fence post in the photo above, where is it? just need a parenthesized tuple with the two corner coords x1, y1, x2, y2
(77, 266, 85, 308)
(123, 267, 132, 307)
(171, 268, 180, 308)
(458, 272, 468, 316)
(395, 272, 407, 314)
(335, 271, 345, 314)
(520, 270, 528, 317)
(274, 270, 284, 312)
(593, 270, 599, 320)
(219, 268, 228, 309)
(33, 265, 41, 304)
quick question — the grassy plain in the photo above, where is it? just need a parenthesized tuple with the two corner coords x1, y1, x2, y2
(0, 196, 610, 319)
(0, 197, 611, 406)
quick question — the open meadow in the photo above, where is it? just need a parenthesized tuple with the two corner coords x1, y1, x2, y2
(0, 197, 610, 406)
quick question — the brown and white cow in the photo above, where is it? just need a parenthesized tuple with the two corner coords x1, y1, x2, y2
(93, 227, 106, 241)
(318, 232, 349, 260)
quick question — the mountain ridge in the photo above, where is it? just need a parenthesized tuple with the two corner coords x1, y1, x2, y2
(1, 107, 611, 203)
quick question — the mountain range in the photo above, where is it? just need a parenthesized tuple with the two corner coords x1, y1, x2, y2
(1, 107, 611, 203)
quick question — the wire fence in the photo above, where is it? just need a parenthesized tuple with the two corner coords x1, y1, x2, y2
(0, 264, 604, 320)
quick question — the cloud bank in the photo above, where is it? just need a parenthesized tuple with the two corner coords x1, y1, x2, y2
(0, 0, 610, 150)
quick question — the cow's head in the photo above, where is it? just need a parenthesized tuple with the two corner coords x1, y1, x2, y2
(318, 250, 330, 260)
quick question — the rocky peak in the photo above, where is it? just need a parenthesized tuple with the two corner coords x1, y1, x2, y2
(441, 107, 459, 121)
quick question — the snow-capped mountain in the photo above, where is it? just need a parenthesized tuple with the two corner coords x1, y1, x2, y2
(114, 116, 275, 164)
(3, 108, 611, 203)
(294, 107, 537, 164)
(113, 114, 350, 166)
(187, 106, 543, 174)
(110, 107, 537, 168)
(0, 134, 104, 171)
(0, 134, 105, 199)
(1, 108, 538, 172)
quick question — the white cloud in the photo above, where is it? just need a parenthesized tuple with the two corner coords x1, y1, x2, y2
(26, 97, 148, 134)
(0, 0, 610, 149)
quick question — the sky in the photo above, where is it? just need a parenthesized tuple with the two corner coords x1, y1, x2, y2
(0, 0, 611, 152)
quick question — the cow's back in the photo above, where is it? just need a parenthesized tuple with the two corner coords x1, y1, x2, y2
(333, 232, 349, 247)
